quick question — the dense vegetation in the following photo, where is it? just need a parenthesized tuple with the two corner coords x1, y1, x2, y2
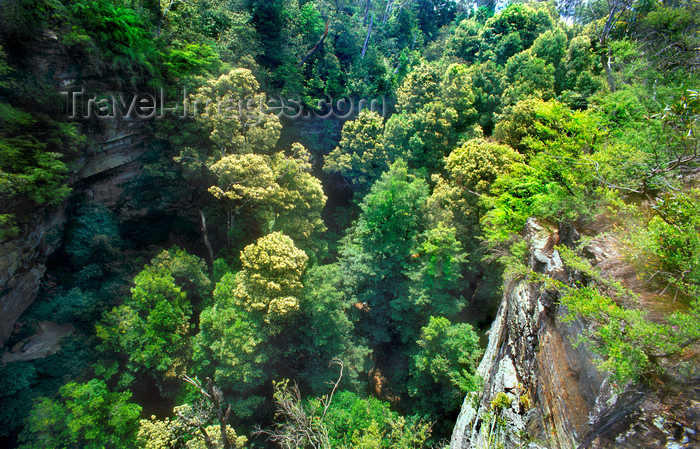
(0, 0, 698, 446)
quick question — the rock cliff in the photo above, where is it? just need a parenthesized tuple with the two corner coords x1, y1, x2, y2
(0, 31, 160, 345)
(450, 219, 700, 449)
(0, 118, 153, 344)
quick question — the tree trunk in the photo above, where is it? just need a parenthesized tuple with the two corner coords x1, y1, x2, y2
(361, 14, 373, 59)
(598, 0, 626, 93)
(199, 210, 214, 266)
(363, 0, 373, 25)
(602, 54, 616, 92)
(297, 20, 330, 67)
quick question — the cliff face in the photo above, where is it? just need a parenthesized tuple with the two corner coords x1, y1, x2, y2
(0, 31, 163, 345)
(0, 118, 153, 344)
(450, 219, 700, 448)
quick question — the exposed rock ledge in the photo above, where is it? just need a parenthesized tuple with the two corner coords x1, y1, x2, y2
(450, 219, 700, 449)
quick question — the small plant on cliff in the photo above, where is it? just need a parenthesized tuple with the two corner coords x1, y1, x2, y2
(477, 392, 514, 449)
(544, 247, 700, 388)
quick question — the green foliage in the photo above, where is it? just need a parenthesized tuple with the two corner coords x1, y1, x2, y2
(148, 247, 212, 308)
(4, 0, 700, 442)
(324, 110, 390, 195)
(24, 288, 99, 331)
(490, 392, 512, 412)
(0, 336, 99, 438)
(0, 59, 81, 238)
(545, 247, 700, 387)
(634, 2, 700, 74)
(408, 317, 482, 418)
(65, 202, 122, 267)
(297, 264, 371, 393)
(561, 34, 600, 98)
(407, 224, 467, 318)
(384, 101, 458, 174)
(0, 362, 37, 437)
(323, 391, 431, 449)
(136, 403, 248, 449)
(65, 0, 157, 85)
(194, 273, 269, 417)
(19, 379, 141, 449)
(270, 144, 327, 257)
(62, 202, 135, 299)
(466, 61, 504, 133)
(340, 160, 429, 344)
(206, 144, 326, 255)
(623, 190, 700, 300)
(231, 231, 308, 324)
(97, 252, 196, 392)
(481, 3, 556, 64)
(441, 63, 478, 132)
(0, 103, 71, 205)
(445, 19, 483, 63)
(501, 51, 555, 106)
(396, 61, 443, 114)
(185, 68, 282, 159)
(384, 60, 466, 173)
(484, 100, 603, 243)
(193, 232, 307, 416)
(160, 43, 222, 80)
(431, 138, 524, 241)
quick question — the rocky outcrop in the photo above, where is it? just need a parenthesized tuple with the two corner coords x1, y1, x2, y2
(450, 219, 700, 449)
(0, 208, 66, 344)
(0, 119, 150, 344)
(0, 25, 168, 346)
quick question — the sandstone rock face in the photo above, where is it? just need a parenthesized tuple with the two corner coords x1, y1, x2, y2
(0, 116, 153, 345)
(450, 218, 700, 448)
(0, 208, 66, 344)
(0, 31, 155, 346)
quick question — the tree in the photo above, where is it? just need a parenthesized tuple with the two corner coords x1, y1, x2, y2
(193, 232, 308, 416)
(395, 61, 442, 114)
(97, 256, 194, 392)
(207, 145, 326, 255)
(233, 231, 308, 324)
(492, 98, 542, 154)
(408, 317, 482, 418)
(296, 264, 371, 393)
(550, 247, 700, 387)
(593, 0, 635, 92)
(340, 160, 435, 345)
(501, 51, 556, 106)
(194, 284, 269, 417)
(384, 101, 458, 174)
(323, 391, 431, 448)
(440, 63, 478, 132)
(208, 152, 279, 244)
(148, 247, 212, 309)
(324, 110, 390, 195)
(480, 3, 556, 64)
(20, 379, 141, 449)
(426, 138, 522, 316)
(406, 224, 466, 318)
(137, 391, 248, 449)
(634, 2, 700, 74)
(445, 19, 483, 63)
(561, 34, 600, 101)
(176, 68, 282, 172)
(257, 370, 432, 449)
(530, 27, 568, 90)
(270, 144, 327, 257)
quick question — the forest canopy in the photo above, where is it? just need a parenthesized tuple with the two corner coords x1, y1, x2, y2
(0, 0, 699, 447)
